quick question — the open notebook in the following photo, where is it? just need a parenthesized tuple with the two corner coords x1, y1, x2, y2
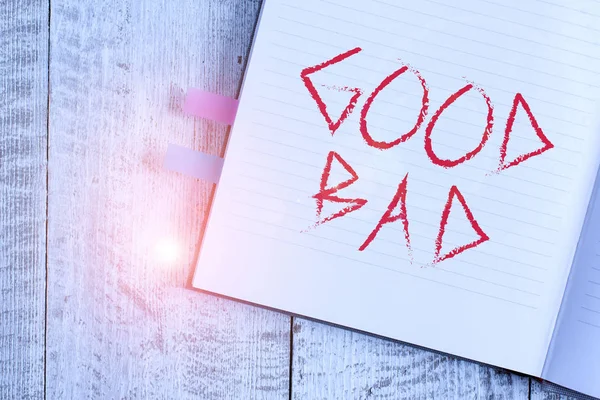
(192, 0, 600, 397)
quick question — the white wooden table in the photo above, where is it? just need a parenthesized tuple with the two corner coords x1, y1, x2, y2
(0, 0, 583, 398)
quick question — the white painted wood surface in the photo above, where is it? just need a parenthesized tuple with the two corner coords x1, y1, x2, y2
(0, 0, 591, 398)
(0, 1, 48, 399)
(45, 0, 289, 398)
(292, 319, 530, 399)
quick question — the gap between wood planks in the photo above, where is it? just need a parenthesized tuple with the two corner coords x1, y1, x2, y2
(289, 316, 294, 400)
(43, 1, 52, 400)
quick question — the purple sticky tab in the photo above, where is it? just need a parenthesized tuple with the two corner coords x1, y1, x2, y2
(183, 88, 239, 125)
(163, 144, 224, 184)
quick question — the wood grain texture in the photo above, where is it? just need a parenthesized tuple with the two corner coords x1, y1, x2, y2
(292, 318, 530, 400)
(0, 0, 48, 398)
(46, 0, 289, 398)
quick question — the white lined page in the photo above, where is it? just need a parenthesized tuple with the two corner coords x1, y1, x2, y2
(194, 0, 600, 376)
(543, 166, 600, 399)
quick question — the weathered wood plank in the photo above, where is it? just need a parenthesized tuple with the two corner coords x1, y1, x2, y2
(292, 318, 530, 400)
(0, 0, 48, 398)
(46, 0, 289, 398)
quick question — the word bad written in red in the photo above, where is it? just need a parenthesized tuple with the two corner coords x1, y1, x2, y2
(312, 151, 489, 265)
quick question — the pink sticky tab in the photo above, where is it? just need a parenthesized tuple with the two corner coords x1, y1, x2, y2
(183, 88, 239, 125)
(163, 144, 224, 184)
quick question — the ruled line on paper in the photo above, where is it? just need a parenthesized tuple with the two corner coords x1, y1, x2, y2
(235, 167, 559, 271)
(244, 122, 564, 206)
(581, 306, 600, 314)
(256, 90, 504, 139)
(232, 157, 555, 259)
(253, 98, 579, 169)
(256, 91, 574, 162)
(250, 109, 577, 202)
(251, 97, 574, 178)
(264, 63, 587, 148)
(249, 121, 570, 191)
(240, 142, 564, 233)
(227, 209, 544, 297)
(238, 151, 561, 233)
(268, 38, 600, 113)
(271, 25, 600, 93)
(240, 136, 560, 241)
(422, 0, 600, 41)
(234, 169, 557, 247)
(281, 0, 600, 77)
(257, 73, 584, 152)
(256, 87, 582, 162)
(229, 185, 547, 284)
(247, 124, 570, 219)
(477, 0, 600, 28)
(249, 121, 573, 183)
(246, 173, 558, 247)
(368, 0, 600, 58)
(270, 25, 597, 105)
(254, 106, 575, 179)
(263, 41, 593, 137)
(228, 184, 553, 274)
(251, 114, 574, 183)
(261, 80, 584, 167)
(231, 164, 555, 272)
(223, 221, 539, 309)
(279, 0, 600, 82)
(532, 0, 600, 17)
(274, 13, 596, 115)
(578, 319, 600, 329)
(260, 68, 487, 126)
(228, 196, 547, 283)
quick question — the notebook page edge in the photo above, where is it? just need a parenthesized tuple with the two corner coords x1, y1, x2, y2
(190, 0, 270, 290)
(542, 114, 600, 398)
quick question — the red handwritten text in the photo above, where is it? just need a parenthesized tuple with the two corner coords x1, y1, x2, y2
(359, 173, 413, 262)
(301, 47, 363, 135)
(434, 186, 489, 264)
(313, 151, 367, 226)
(302, 49, 556, 265)
(360, 65, 429, 150)
(498, 93, 554, 172)
(424, 83, 494, 168)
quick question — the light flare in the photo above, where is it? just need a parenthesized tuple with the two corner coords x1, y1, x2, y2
(154, 236, 182, 264)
